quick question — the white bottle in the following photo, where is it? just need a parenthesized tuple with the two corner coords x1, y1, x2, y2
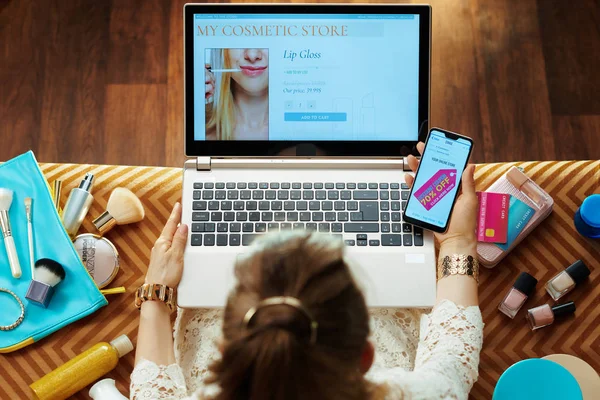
(62, 173, 94, 239)
(89, 379, 128, 400)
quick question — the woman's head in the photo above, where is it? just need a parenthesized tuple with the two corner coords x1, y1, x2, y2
(227, 48, 269, 94)
(207, 48, 269, 140)
(209, 231, 372, 400)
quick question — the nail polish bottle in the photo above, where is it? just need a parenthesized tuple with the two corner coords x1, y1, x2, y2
(545, 260, 590, 301)
(498, 272, 538, 318)
(526, 301, 576, 331)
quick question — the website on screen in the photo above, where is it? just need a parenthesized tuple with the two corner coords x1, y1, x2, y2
(193, 14, 420, 141)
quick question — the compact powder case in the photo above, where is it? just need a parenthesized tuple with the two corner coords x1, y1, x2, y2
(73, 234, 120, 289)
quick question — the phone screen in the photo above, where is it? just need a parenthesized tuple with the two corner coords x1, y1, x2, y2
(404, 129, 473, 232)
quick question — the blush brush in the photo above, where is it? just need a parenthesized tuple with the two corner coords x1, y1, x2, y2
(26, 258, 66, 308)
(93, 188, 145, 235)
(0, 188, 22, 278)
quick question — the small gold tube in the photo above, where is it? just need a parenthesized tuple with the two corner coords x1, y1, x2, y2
(100, 287, 126, 295)
(52, 180, 63, 213)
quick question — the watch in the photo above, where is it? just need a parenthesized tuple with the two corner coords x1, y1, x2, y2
(135, 283, 177, 312)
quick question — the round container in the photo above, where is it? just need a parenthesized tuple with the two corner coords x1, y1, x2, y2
(542, 354, 600, 400)
(493, 358, 582, 400)
(574, 194, 600, 238)
(73, 234, 120, 288)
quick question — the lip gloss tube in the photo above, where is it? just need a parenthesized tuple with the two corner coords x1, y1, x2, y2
(545, 260, 590, 301)
(498, 272, 538, 318)
(506, 167, 548, 209)
(526, 301, 576, 330)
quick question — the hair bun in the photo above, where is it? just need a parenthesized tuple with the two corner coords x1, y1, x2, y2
(247, 301, 314, 345)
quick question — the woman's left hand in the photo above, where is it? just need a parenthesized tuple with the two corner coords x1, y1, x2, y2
(145, 202, 188, 287)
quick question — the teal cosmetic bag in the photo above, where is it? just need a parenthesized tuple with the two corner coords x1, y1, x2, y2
(0, 151, 107, 352)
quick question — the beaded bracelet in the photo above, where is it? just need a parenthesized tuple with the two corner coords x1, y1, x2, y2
(0, 288, 25, 331)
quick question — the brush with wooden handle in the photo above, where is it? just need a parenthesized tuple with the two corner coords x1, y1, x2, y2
(0, 188, 22, 278)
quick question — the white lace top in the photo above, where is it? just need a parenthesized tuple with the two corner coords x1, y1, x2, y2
(130, 300, 484, 399)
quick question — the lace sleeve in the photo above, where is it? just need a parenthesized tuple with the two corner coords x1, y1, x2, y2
(412, 299, 484, 398)
(367, 300, 483, 400)
(130, 358, 192, 400)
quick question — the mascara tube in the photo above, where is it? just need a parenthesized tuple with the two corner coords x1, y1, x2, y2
(62, 174, 94, 239)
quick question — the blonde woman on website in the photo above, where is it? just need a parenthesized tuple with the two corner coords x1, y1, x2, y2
(205, 48, 269, 140)
(130, 143, 484, 399)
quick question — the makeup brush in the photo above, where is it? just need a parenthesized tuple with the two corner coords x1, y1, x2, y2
(0, 188, 22, 278)
(93, 188, 145, 235)
(24, 197, 35, 279)
(25, 258, 66, 308)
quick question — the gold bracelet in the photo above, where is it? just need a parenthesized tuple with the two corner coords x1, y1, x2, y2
(134, 283, 177, 313)
(437, 254, 479, 283)
(0, 288, 25, 331)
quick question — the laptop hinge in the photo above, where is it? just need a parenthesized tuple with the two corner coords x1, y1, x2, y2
(402, 156, 421, 171)
(196, 157, 211, 171)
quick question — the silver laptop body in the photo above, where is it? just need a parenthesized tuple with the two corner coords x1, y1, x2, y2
(179, 3, 435, 308)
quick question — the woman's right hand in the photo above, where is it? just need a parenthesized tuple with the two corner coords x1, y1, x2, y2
(205, 64, 215, 102)
(404, 142, 478, 253)
(145, 202, 188, 288)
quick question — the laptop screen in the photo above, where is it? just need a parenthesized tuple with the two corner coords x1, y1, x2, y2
(192, 13, 421, 142)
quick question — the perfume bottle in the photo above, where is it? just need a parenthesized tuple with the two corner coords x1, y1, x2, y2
(545, 260, 590, 301)
(498, 272, 538, 318)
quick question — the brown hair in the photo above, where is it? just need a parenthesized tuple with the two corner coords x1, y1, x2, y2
(208, 231, 371, 400)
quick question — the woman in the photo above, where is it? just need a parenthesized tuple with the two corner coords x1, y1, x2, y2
(205, 48, 269, 140)
(130, 143, 483, 399)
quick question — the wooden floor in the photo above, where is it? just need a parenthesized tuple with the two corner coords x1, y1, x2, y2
(1, 0, 599, 166)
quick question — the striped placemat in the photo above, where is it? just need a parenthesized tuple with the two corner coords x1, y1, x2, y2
(0, 161, 598, 399)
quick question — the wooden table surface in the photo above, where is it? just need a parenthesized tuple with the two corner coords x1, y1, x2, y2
(2, 0, 600, 166)
(1, 160, 598, 399)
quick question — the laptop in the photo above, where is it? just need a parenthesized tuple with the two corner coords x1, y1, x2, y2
(179, 3, 434, 308)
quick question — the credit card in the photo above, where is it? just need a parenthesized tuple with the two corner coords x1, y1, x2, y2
(477, 192, 509, 243)
(496, 196, 536, 251)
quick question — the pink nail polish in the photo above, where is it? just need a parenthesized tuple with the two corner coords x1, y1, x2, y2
(526, 302, 576, 330)
(498, 272, 537, 319)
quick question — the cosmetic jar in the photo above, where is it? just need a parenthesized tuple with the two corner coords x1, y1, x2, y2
(73, 234, 120, 289)
(498, 272, 538, 318)
(545, 260, 590, 301)
(542, 354, 600, 400)
(493, 359, 582, 400)
(526, 301, 576, 330)
(574, 194, 600, 239)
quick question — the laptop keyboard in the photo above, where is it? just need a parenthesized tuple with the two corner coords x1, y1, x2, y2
(189, 182, 424, 247)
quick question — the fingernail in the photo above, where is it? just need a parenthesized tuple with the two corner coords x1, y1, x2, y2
(178, 224, 188, 234)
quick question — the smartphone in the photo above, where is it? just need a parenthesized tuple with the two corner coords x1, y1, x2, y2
(403, 128, 474, 233)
